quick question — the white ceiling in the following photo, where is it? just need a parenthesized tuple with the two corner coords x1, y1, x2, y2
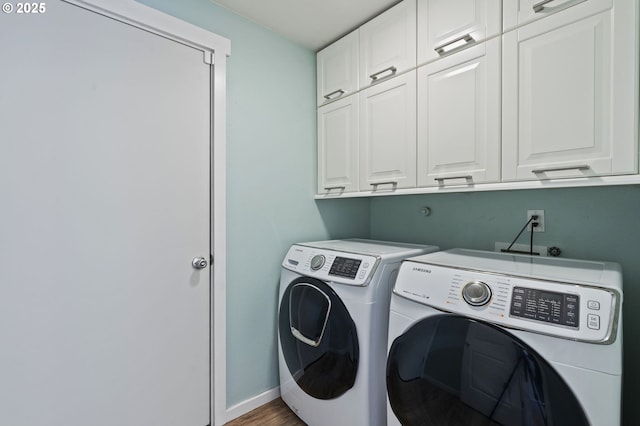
(209, 0, 401, 51)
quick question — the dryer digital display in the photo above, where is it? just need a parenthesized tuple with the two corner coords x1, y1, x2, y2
(510, 287, 579, 328)
(329, 257, 361, 279)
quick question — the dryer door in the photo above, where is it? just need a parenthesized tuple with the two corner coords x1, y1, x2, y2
(279, 277, 359, 400)
(387, 314, 589, 425)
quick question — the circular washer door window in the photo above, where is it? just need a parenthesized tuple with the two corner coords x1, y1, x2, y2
(387, 314, 589, 425)
(279, 277, 358, 399)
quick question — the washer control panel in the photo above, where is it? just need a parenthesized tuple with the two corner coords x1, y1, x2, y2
(283, 245, 380, 286)
(394, 261, 620, 343)
(310, 254, 326, 271)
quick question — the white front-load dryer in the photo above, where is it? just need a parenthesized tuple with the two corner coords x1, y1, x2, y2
(278, 239, 440, 426)
(386, 249, 623, 426)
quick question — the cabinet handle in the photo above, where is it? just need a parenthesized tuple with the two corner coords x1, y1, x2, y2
(323, 89, 345, 100)
(323, 185, 346, 191)
(434, 175, 473, 182)
(532, 0, 556, 13)
(533, 0, 584, 13)
(369, 66, 397, 82)
(531, 165, 591, 173)
(371, 181, 397, 187)
(434, 34, 475, 56)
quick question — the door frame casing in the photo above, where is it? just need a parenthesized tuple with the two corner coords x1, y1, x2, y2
(62, 1, 230, 424)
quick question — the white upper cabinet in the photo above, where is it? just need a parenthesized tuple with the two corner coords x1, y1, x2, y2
(359, 0, 417, 89)
(360, 71, 417, 191)
(317, 30, 359, 106)
(317, 96, 359, 194)
(417, 0, 502, 65)
(503, 0, 611, 32)
(417, 38, 501, 187)
(502, 1, 638, 181)
(315, 0, 638, 197)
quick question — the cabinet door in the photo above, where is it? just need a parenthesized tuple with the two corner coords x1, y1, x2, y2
(359, 0, 417, 89)
(360, 71, 417, 191)
(503, 0, 611, 32)
(317, 30, 359, 106)
(502, 5, 638, 181)
(417, 0, 501, 65)
(317, 96, 359, 194)
(417, 39, 500, 187)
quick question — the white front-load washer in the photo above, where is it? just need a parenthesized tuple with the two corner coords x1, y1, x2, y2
(278, 239, 440, 426)
(386, 249, 623, 426)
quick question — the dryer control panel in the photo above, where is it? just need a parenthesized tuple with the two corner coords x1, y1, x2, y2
(282, 245, 380, 286)
(510, 286, 579, 328)
(394, 261, 621, 344)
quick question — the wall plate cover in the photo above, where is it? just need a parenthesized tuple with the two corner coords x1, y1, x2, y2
(527, 210, 545, 232)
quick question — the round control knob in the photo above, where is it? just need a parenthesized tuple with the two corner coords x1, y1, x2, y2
(462, 281, 492, 306)
(310, 254, 325, 271)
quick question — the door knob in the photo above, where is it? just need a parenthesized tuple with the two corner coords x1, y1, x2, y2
(192, 257, 208, 270)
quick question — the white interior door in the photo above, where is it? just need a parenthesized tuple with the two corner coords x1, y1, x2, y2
(0, 2, 211, 425)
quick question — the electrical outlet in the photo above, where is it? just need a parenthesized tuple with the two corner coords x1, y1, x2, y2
(527, 210, 545, 232)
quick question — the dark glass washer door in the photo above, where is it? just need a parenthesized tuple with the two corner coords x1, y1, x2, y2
(386, 314, 589, 426)
(279, 276, 359, 400)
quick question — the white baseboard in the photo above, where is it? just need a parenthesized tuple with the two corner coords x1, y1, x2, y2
(225, 386, 281, 423)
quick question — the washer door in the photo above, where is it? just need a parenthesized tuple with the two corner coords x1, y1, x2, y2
(279, 277, 359, 400)
(387, 315, 589, 425)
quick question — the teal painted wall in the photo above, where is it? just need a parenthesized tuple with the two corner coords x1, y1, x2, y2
(369, 185, 640, 425)
(136, 0, 370, 408)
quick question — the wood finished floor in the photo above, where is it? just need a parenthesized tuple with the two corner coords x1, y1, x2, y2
(225, 398, 306, 426)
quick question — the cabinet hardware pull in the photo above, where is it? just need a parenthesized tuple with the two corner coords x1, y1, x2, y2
(532, 0, 556, 13)
(532, 165, 591, 173)
(435, 34, 475, 56)
(323, 185, 346, 191)
(434, 175, 473, 182)
(323, 89, 345, 100)
(369, 66, 397, 82)
(371, 181, 397, 187)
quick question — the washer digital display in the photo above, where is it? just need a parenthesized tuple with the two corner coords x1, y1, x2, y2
(510, 287, 579, 328)
(329, 257, 361, 279)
